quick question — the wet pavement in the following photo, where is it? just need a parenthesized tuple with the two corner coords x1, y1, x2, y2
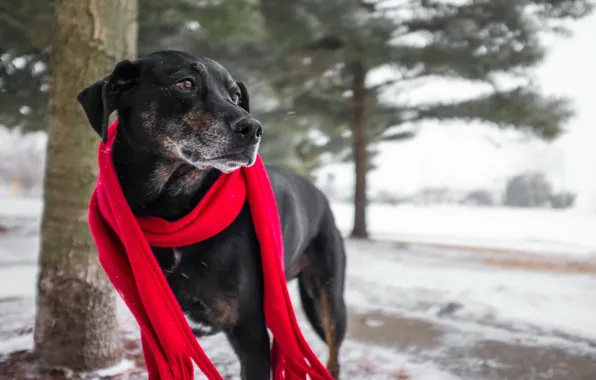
(348, 311, 596, 380)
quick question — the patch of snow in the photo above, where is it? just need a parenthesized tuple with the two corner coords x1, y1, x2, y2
(184, 313, 216, 335)
(330, 202, 596, 258)
(87, 359, 135, 377)
(363, 318, 385, 328)
(0, 333, 33, 355)
(0, 266, 38, 298)
(0, 197, 43, 220)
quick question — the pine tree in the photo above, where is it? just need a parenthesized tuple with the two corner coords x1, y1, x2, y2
(259, 0, 593, 238)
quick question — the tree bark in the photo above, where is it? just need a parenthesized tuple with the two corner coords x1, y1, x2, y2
(34, 0, 137, 371)
(350, 61, 368, 239)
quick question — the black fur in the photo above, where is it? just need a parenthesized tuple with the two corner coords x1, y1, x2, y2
(77, 50, 347, 380)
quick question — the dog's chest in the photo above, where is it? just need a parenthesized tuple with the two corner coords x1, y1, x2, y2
(152, 246, 245, 336)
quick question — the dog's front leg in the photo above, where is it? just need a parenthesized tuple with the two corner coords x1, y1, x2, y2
(226, 314, 271, 380)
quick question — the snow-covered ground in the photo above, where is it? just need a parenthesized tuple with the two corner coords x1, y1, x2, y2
(330, 202, 596, 259)
(1, 196, 596, 379)
(3, 197, 596, 257)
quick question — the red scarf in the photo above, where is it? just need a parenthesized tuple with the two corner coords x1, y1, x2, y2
(88, 121, 333, 380)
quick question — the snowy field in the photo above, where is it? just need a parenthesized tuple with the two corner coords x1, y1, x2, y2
(1, 196, 596, 379)
(330, 203, 596, 259)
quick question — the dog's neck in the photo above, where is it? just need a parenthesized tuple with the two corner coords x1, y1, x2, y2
(111, 126, 221, 221)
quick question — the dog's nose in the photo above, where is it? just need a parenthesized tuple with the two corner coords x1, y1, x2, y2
(231, 118, 263, 141)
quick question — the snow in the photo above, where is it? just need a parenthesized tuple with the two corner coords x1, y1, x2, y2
(1, 195, 596, 379)
(4, 197, 596, 258)
(0, 196, 42, 220)
(0, 333, 32, 355)
(330, 202, 596, 258)
(87, 359, 135, 378)
(344, 239, 596, 343)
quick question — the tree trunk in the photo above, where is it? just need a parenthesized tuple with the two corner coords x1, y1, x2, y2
(34, 0, 137, 371)
(350, 61, 368, 239)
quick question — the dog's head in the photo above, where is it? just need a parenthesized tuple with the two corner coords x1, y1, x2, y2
(77, 50, 262, 173)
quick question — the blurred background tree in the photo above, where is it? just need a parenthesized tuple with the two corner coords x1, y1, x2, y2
(258, 0, 592, 238)
(0, 0, 592, 238)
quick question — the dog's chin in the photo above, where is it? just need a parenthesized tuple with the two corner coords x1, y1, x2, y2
(175, 140, 259, 173)
(212, 150, 258, 173)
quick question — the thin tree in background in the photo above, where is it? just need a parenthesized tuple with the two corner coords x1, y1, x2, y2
(34, 0, 137, 370)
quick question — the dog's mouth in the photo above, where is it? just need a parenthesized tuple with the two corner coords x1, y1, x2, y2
(179, 144, 259, 172)
(212, 147, 259, 170)
(214, 153, 251, 164)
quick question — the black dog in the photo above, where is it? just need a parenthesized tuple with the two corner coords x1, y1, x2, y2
(77, 50, 347, 380)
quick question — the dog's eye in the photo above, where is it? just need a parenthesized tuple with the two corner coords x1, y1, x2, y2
(175, 79, 195, 92)
(231, 92, 241, 104)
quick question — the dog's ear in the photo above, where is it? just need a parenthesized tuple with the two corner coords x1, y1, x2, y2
(77, 60, 140, 143)
(236, 81, 250, 113)
(76, 80, 106, 138)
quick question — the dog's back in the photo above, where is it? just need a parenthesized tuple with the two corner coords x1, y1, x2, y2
(266, 165, 334, 266)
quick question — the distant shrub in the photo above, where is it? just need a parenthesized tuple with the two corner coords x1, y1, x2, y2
(503, 171, 552, 208)
(463, 189, 494, 206)
(550, 191, 576, 209)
